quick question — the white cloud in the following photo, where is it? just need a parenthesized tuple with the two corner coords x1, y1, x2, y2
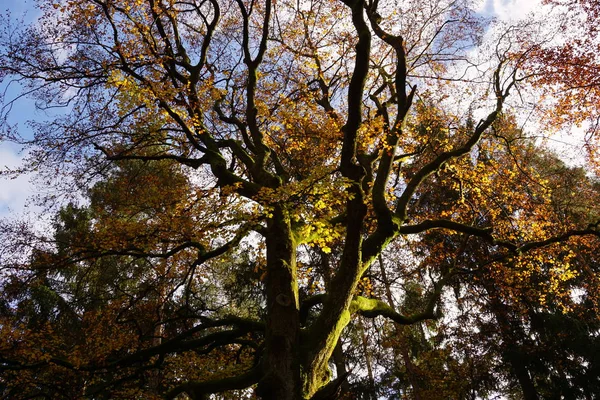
(477, 0, 544, 21)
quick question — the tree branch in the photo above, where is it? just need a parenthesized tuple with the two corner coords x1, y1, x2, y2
(350, 295, 438, 325)
(165, 365, 262, 399)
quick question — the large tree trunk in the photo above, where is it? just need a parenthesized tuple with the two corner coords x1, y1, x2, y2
(258, 205, 302, 400)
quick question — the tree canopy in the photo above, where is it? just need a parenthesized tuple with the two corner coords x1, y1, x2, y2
(1, 0, 599, 399)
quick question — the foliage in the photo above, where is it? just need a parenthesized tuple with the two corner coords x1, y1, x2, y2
(1, 0, 600, 399)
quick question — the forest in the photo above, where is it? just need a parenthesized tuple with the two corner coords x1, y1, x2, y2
(0, 0, 599, 399)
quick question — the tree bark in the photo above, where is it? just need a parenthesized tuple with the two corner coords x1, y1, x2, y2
(258, 205, 301, 400)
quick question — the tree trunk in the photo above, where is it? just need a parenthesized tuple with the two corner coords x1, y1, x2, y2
(257, 205, 302, 400)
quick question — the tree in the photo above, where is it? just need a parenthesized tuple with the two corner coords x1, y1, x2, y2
(1, 0, 599, 399)
(525, 0, 600, 170)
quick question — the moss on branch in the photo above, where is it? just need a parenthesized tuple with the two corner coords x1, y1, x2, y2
(350, 296, 436, 325)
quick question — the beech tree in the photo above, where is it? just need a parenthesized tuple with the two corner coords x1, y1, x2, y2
(527, 0, 600, 168)
(1, 0, 600, 399)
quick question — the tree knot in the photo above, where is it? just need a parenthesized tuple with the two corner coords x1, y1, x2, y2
(276, 293, 292, 307)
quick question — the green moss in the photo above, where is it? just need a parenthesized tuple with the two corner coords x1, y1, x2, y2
(302, 309, 351, 398)
(350, 296, 397, 319)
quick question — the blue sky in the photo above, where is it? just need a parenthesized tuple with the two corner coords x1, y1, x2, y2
(1, 0, 41, 138)
(0, 0, 40, 45)
(0, 0, 41, 217)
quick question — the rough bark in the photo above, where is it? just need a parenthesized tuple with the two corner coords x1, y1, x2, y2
(258, 205, 301, 400)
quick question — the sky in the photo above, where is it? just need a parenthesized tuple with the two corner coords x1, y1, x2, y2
(0, 0, 41, 217)
(0, 0, 36, 16)
(478, 0, 542, 20)
(0, 0, 547, 221)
